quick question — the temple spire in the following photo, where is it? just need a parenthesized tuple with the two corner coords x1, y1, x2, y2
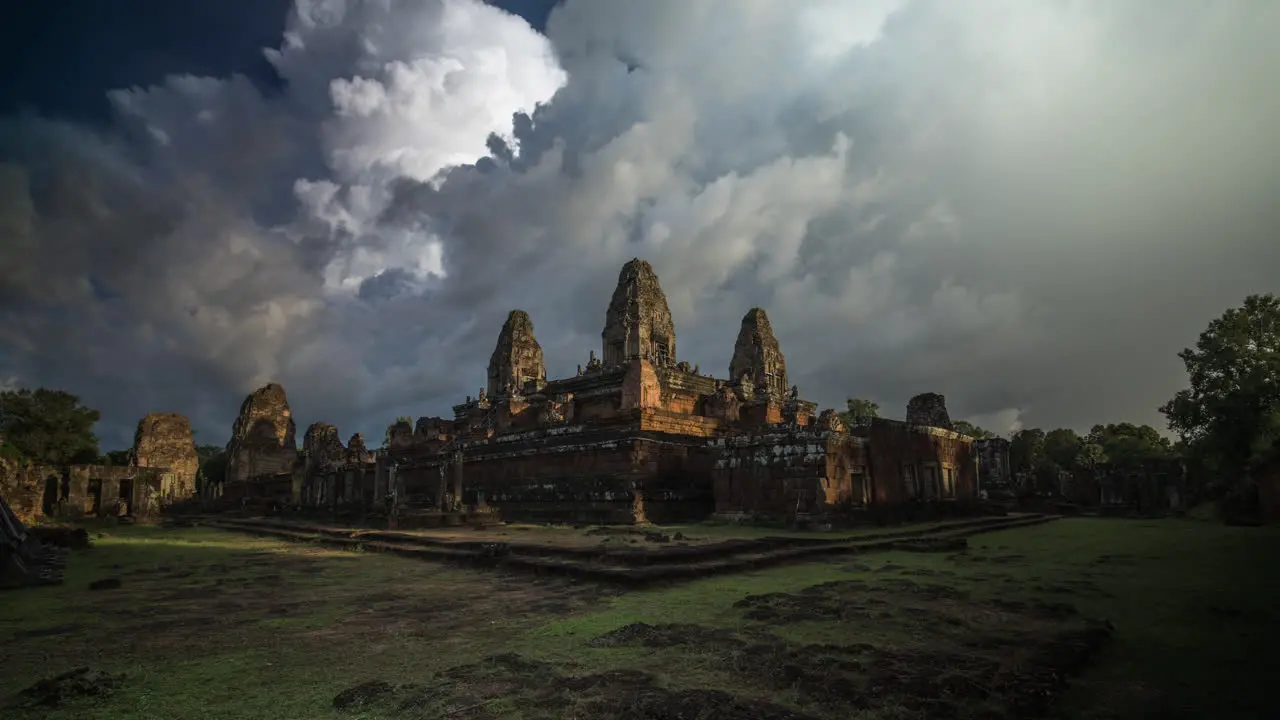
(601, 259, 677, 366)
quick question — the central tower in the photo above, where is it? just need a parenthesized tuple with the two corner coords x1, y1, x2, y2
(602, 259, 677, 367)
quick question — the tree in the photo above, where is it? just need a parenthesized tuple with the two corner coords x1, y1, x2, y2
(1075, 441, 1108, 471)
(1085, 423, 1175, 466)
(0, 388, 101, 465)
(952, 420, 997, 439)
(839, 398, 880, 430)
(1043, 428, 1082, 469)
(1009, 428, 1046, 474)
(1160, 293, 1280, 484)
(198, 450, 229, 494)
(384, 416, 414, 447)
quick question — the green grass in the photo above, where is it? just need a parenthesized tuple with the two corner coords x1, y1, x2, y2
(1, 519, 1277, 719)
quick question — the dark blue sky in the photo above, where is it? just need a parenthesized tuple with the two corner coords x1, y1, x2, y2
(0, 0, 559, 122)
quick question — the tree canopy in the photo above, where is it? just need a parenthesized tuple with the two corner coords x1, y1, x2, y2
(1160, 293, 1280, 482)
(952, 420, 997, 439)
(0, 388, 102, 465)
(839, 398, 880, 430)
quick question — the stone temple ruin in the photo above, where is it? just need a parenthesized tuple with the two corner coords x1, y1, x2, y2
(215, 259, 979, 526)
(0, 413, 200, 525)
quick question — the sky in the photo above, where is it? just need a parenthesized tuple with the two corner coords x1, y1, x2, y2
(1, 0, 1277, 451)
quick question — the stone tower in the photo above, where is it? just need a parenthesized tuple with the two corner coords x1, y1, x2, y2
(130, 413, 199, 499)
(225, 382, 297, 485)
(487, 310, 546, 397)
(602, 259, 677, 367)
(729, 308, 788, 398)
(906, 393, 954, 430)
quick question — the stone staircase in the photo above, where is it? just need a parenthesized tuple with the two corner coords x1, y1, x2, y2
(197, 513, 1060, 587)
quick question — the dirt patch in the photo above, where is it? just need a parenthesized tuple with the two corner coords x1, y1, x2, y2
(331, 653, 820, 720)
(709, 578, 1114, 718)
(333, 680, 395, 710)
(13, 667, 124, 708)
(589, 617, 1111, 719)
(588, 622, 741, 648)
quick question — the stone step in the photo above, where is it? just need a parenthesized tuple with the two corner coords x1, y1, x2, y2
(200, 514, 1059, 587)
(198, 513, 1036, 565)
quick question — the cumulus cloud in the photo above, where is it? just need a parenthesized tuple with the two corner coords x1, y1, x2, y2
(2, 0, 1278, 448)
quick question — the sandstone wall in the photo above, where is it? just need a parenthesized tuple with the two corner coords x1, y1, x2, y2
(864, 420, 977, 505)
(0, 459, 58, 525)
(393, 418, 715, 525)
(711, 428, 863, 521)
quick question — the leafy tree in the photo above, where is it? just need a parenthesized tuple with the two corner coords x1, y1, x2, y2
(1160, 293, 1280, 484)
(1043, 428, 1082, 469)
(953, 420, 997, 439)
(1085, 423, 1175, 466)
(384, 416, 415, 447)
(1075, 441, 1108, 470)
(198, 449, 229, 493)
(1009, 428, 1046, 474)
(839, 398, 880, 430)
(0, 388, 101, 465)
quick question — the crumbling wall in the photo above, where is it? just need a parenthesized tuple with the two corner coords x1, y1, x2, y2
(905, 393, 954, 430)
(130, 412, 199, 500)
(974, 437, 1013, 495)
(0, 458, 56, 525)
(711, 428, 862, 521)
(865, 420, 976, 505)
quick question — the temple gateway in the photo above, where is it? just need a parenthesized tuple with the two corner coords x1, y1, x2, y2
(218, 259, 979, 525)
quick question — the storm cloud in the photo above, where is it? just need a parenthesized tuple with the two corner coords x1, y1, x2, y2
(1, 0, 1277, 448)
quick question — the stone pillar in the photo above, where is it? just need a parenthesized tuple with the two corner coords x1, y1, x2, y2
(452, 451, 465, 511)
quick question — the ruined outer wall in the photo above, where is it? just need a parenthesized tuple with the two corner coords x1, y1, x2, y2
(711, 428, 863, 521)
(864, 421, 977, 505)
(395, 417, 715, 524)
(0, 459, 56, 524)
(974, 437, 1012, 494)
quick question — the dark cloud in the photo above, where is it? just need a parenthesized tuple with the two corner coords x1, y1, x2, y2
(1, 0, 1277, 450)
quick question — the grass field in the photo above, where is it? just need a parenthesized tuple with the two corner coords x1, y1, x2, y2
(1, 517, 1276, 719)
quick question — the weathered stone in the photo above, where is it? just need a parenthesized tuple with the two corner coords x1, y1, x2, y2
(302, 423, 346, 471)
(906, 393, 953, 430)
(729, 308, 788, 399)
(817, 409, 847, 433)
(387, 420, 415, 451)
(347, 433, 371, 464)
(602, 259, 677, 367)
(130, 413, 199, 499)
(705, 386, 742, 423)
(487, 310, 547, 398)
(225, 383, 297, 485)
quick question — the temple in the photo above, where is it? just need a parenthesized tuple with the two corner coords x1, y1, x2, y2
(218, 259, 980, 526)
